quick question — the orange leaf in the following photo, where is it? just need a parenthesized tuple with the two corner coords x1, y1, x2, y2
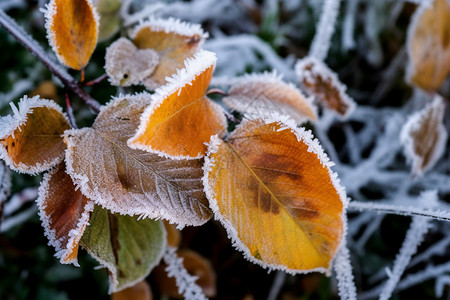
(132, 17, 207, 89)
(296, 57, 355, 118)
(111, 281, 153, 300)
(224, 71, 317, 123)
(406, 0, 450, 91)
(64, 93, 211, 227)
(128, 50, 227, 159)
(203, 116, 346, 272)
(44, 0, 99, 70)
(152, 249, 216, 298)
(37, 163, 94, 265)
(400, 96, 448, 176)
(0, 96, 71, 174)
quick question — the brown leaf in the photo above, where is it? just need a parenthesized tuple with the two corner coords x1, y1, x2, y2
(296, 57, 355, 118)
(105, 38, 159, 87)
(407, 0, 450, 91)
(44, 0, 99, 70)
(224, 72, 317, 123)
(37, 163, 94, 265)
(132, 17, 207, 89)
(400, 96, 448, 176)
(111, 281, 153, 300)
(64, 93, 212, 227)
(152, 249, 216, 298)
(0, 96, 71, 174)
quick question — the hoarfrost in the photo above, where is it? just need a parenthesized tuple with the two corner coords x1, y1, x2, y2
(163, 247, 208, 300)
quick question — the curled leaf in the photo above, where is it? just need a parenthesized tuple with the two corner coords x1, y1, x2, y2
(407, 0, 450, 91)
(64, 94, 212, 227)
(44, 0, 99, 70)
(224, 71, 317, 123)
(0, 96, 71, 174)
(81, 205, 166, 293)
(296, 56, 355, 118)
(131, 17, 208, 89)
(128, 50, 227, 160)
(37, 163, 94, 266)
(203, 115, 346, 273)
(105, 38, 159, 87)
(400, 96, 448, 176)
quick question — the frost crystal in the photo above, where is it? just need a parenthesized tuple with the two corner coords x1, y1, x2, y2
(163, 247, 208, 300)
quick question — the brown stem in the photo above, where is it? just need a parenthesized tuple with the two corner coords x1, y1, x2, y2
(0, 9, 101, 112)
(65, 92, 78, 129)
(84, 73, 108, 86)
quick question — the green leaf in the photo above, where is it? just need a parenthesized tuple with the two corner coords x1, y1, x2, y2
(80, 205, 166, 293)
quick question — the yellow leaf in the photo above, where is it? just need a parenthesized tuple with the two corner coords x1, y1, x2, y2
(44, 0, 99, 70)
(132, 17, 207, 89)
(204, 117, 346, 272)
(224, 71, 317, 123)
(128, 50, 227, 159)
(407, 0, 450, 91)
(296, 57, 355, 119)
(0, 96, 71, 174)
(37, 163, 94, 266)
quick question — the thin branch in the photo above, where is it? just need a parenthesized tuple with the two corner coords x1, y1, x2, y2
(348, 201, 450, 222)
(267, 271, 286, 300)
(65, 92, 78, 129)
(0, 9, 101, 112)
(84, 74, 108, 86)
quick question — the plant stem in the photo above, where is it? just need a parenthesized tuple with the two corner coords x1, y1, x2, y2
(348, 201, 450, 222)
(84, 74, 108, 86)
(0, 9, 101, 112)
(65, 92, 78, 128)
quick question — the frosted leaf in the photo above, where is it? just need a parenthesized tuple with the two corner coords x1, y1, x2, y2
(43, 0, 99, 70)
(64, 93, 212, 227)
(223, 71, 317, 124)
(400, 96, 448, 176)
(163, 247, 208, 300)
(105, 37, 159, 87)
(81, 205, 166, 293)
(296, 56, 356, 119)
(131, 17, 207, 89)
(203, 116, 346, 274)
(406, 0, 450, 90)
(128, 50, 227, 160)
(37, 163, 94, 266)
(0, 95, 71, 174)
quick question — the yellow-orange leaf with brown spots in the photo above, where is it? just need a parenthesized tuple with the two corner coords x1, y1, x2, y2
(203, 117, 346, 273)
(44, 0, 99, 70)
(128, 50, 227, 159)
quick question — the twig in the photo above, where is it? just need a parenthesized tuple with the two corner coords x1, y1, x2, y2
(65, 92, 78, 128)
(348, 201, 450, 222)
(0, 9, 101, 112)
(267, 271, 286, 300)
(84, 74, 108, 86)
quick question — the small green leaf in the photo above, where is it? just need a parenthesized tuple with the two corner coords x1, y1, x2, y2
(81, 205, 166, 293)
